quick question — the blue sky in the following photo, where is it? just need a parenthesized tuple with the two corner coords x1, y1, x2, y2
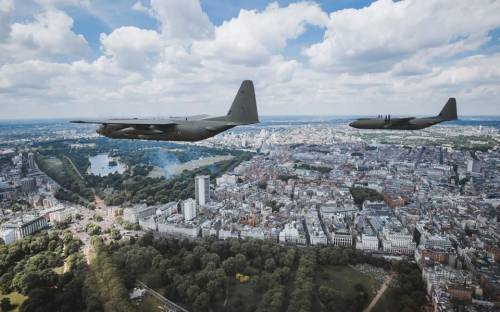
(65, 0, 378, 60)
(67, 0, 500, 65)
(0, 0, 499, 118)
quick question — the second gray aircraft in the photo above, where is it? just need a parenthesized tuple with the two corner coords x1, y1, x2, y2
(349, 98, 457, 130)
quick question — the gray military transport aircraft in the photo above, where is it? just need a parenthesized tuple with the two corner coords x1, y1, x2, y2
(71, 80, 259, 142)
(349, 98, 457, 130)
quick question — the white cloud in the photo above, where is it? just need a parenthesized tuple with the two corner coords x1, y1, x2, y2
(6, 9, 89, 61)
(34, 0, 89, 8)
(0, 0, 499, 119)
(305, 0, 500, 73)
(131, 1, 149, 14)
(100, 26, 162, 72)
(0, 0, 13, 41)
(0, 0, 12, 11)
(150, 0, 214, 40)
(193, 1, 328, 64)
(0, 60, 68, 90)
(414, 54, 500, 92)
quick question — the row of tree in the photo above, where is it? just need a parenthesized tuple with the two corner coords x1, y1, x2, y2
(89, 233, 426, 312)
(0, 229, 427, 312)
(350, 186, 385, 206)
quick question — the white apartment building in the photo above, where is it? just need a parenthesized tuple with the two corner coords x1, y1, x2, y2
(356, 234, 379, 252)
(332, 231, 353, 247)
(182, 198, 197, 221)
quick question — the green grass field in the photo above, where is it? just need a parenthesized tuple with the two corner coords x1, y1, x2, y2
(37, 156, 80, 182)
(372, 287, 399, 312)
(53, 265, 65, 275)
(0, 291, 27, 311)
(40, 157, 63, 172)
(36, 155, 94, 202)
(316, 265, 380, 299)
(211, 265, 378, 311)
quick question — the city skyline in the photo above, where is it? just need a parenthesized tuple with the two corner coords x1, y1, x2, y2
(1, 0, 500, 119)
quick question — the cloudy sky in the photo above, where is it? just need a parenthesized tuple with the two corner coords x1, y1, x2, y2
(0, 0, 499, 119)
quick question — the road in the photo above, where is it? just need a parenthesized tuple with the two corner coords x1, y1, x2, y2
(363, 274, 394, 312)
(316, 206, 332, 245)
(63, 155, 84, 180)
(136, 281, 190, 312)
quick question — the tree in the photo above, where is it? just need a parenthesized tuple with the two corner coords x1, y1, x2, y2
(1, 298, 13, 311)
(20, 287, 56, 312)
(258, 181, 267, 190)
(227, 294, 247, 312)
(109, 229, 122, 241)
(65, 239, 82, 256)
(258, 286, 285, 312)
(283, 249, 297, 267)
(186, 285, 200, 302)
(0, 273, 13, 293)
(201, 253, 220, 268)
(350, 187, 384, 206)
(93, 214, 103, 222)
(193, 292, 210, 312)
(85, 223, 101, 236)
(222, 257, 238, 276)
(264, 258, 276, 273)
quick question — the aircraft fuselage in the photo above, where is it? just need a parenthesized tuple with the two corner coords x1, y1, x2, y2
(98, 120, 235, 142)
(349, 117, 442, 130)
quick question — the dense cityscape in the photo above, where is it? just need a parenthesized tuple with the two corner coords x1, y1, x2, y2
(1, 0, 499, 311)
(0, 118, 498, 311)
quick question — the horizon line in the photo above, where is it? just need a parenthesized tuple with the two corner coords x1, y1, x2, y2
(1, 114, 500, 122)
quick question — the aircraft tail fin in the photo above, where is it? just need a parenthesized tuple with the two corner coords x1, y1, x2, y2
(225, 80, 259, 125)
(438, 98, 457, 121)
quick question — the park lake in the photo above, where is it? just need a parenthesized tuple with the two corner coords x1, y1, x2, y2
(87, 154, 126, 176)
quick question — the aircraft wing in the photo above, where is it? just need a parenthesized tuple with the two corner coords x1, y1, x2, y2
(70, 118, 178, 125)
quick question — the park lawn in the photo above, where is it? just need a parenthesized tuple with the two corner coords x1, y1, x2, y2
(53, 265, 65, 275)
(0, 291, 28, 312)
(37, 155, 94, 202)
(37, 156, 81, 182)
(372, 287, 399, 312)
(315, 265, 380, 301)
(39, 157, 63, 172)
(220, 265, 379, 312)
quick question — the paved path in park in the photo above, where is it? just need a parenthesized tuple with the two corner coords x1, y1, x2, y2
(364, 274, 395, 312)
(137, 280, 190, 312)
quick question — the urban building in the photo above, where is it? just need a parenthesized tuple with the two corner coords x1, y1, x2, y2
(27, 152, 35, 170)
(1, 216, 48, 243)
(182, 198, 197, 221)
(195, 175, 210, 206)
(21, 177, 37, 194)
